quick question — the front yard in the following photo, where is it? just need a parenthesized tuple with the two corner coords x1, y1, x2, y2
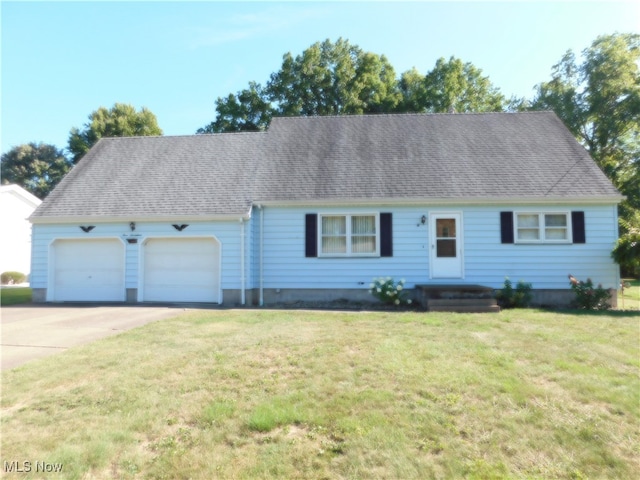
(0, 287, 32, 306)
(1, 309, 638, 479)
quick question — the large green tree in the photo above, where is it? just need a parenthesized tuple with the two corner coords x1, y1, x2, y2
(531, 33, 639, 210)
(612, 211, 640, 275)
(1, 143, 72, 199)
(198, 39, 401, 133)
(68, 103, 163, 163)
(267, 39, 400, 116)
(398, 56, 505, 113)
(199, 41, 508, 133)
(197, 82, 273, 134)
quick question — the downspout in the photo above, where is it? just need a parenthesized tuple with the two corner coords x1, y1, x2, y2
(258, 204, 264, 306)
(240, 218, 246, 305)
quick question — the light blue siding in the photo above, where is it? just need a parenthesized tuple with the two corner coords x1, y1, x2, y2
(258, 205, 620, 291)
(31, 220, 248, 292)
(31, 203, 620, 300)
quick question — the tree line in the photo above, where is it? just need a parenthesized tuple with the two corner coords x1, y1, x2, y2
(2, 33, 638, 273)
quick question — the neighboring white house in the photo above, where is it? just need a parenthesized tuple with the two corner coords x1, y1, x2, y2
(0, 184, 42, 278)
(28, 112, 623, 306)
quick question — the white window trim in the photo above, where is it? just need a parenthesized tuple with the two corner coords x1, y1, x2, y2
(514, 212, 572, 244)
(318, 213, 380, 257)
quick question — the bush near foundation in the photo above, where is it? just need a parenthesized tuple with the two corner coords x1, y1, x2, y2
(568, 274, 611, 310)
(369, 277, 412, 306)
(496, 277, 532, 308)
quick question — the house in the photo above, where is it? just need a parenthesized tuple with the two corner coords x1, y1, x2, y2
(1, 184, 42, 279)
(29, 112, 623, 306)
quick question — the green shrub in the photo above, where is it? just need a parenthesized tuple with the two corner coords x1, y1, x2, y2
(496, 277, 532, 308)
(369, 277, 412, 306)
(1, 271, 26, 285)
(568, 274, 611, 310)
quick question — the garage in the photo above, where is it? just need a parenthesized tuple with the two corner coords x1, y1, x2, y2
(50, 239, 125, 301)
(142, 237, 220, 303)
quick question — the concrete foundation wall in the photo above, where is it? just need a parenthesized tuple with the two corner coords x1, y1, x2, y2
(529, 288, 617, 309)
(253, 287, 618, 309)
(261, 288, 380, 305)
(31, 288, 47, 303)
(126, 289, 137, 303)
(30, 286, 618, 309)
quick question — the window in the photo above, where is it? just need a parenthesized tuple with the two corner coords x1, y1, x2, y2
(515, 213, 570, 243)
(320, 214, 378, 256)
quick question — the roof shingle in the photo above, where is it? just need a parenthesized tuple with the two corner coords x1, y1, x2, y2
(31, 112, 621, 220)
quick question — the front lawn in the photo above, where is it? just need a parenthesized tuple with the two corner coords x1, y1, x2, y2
(619, 279, 640, 310)
(0, 287, 32, 306)
(1, 309, 638, 479)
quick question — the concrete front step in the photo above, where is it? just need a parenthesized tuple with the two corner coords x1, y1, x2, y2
(428, 305, 501, 313)
(428, 298, 497, 307)
(415, 284, 501, 312)
(425, 297, 501, 313)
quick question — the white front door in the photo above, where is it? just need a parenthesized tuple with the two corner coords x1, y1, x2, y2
(430, 213, 463, 279)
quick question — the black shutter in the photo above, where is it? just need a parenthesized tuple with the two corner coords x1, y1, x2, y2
(305, 214, 317, 257)
(572, 211, 586, 244)
(500, 211, 514, 244)
(380, 213, 393, 257)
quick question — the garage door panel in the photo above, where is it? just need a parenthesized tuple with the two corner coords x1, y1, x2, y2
(52, 239, 125, 302)
(143, 238, 220, 303)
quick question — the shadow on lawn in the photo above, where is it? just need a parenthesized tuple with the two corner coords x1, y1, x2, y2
(545, 308, 640, 318)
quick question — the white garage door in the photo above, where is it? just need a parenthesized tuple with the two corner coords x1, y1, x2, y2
(51, 239, 125, 301)
(142, 238, 220, 303)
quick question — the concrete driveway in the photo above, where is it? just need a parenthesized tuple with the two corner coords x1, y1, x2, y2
(1, 305, 192, 370)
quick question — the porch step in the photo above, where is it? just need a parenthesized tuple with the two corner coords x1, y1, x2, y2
(428, 306, 501, 313)
(415, 284, 500, 313)
(428, 298, 497, 307)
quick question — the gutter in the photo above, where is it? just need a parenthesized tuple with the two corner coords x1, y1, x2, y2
(251, 195, 625, 208)
(29, 212, 253, 224)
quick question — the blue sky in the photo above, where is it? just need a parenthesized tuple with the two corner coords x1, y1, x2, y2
(1, 1, 639, 155)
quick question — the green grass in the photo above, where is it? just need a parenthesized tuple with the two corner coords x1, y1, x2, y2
(619, 279, 640, 310)
(1, 309, 639, 479)
(0, 287, 32, 306)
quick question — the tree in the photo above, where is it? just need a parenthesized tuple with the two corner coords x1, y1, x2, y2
(197, 82, 273, 134)
(198, 38, 402, 133)
(397, 67, 429, 113)
(612, 211, 640, 277)
(1, 143, 71, 199)
(266, 38, 401, 116)
(531, 33, 640, 218)
(421, 56, 505, 113)
(396, 57, 505, 113)
(68, 103, 163, 163)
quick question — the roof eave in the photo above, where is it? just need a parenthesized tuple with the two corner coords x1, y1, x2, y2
(253, 195, 625, 208)
(29, 212, 252, 224)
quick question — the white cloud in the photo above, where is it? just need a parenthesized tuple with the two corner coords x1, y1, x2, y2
(186, 5, 328, 49)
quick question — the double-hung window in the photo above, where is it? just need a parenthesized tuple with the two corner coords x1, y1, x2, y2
(320, 214, 378, 256)
(515, 212, 571, 243)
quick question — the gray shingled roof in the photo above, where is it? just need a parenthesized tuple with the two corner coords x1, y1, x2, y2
(32, 132, 265, 219)
(31, 112, 621, 220)
(257, 112, 621, 202)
